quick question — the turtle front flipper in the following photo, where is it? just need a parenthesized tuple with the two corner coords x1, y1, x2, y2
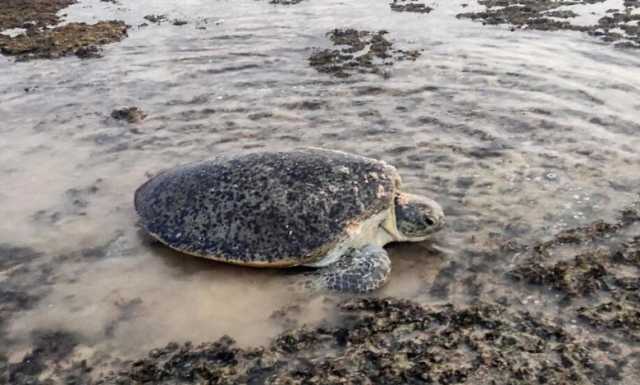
(307, 245, 391, 293)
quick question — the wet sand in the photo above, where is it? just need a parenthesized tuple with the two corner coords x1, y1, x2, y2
(1, 0, 640, 384)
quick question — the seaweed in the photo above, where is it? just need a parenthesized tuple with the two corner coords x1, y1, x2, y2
(309, 29, 421, 78)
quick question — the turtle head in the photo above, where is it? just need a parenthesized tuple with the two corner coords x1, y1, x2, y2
(393, 192, 445, 240)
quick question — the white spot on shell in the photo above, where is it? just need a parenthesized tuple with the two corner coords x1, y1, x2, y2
(335, 166, 350, 174)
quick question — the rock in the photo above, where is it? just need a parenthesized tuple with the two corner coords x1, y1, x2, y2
(0, 21, 128, 61)
(309, 29, 421, 78)
(390, 0, 434, 14)
(111, 107, 147, 123)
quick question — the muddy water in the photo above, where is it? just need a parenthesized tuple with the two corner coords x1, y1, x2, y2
(1, 0, 640, 378)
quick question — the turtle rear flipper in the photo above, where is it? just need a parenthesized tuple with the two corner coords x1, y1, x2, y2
(308, 245, 391, 293)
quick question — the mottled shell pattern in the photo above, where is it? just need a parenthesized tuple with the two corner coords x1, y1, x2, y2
(134, 148, 401, 266)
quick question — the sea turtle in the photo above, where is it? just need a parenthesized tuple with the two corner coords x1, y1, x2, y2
(134, 147, 445, 292)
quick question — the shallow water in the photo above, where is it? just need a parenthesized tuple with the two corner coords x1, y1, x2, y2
(1, 0, 640, 380)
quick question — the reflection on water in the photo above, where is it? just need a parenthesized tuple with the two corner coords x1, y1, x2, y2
(1, 0, 639, 377)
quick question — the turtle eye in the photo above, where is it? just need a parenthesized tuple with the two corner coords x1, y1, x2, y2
(424, 215, 435, 226)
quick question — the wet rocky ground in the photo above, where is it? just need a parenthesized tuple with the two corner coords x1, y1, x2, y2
(2, 0, 639, 62)
(457, 0, 640, 49)
(507, 198, 640, 343)
(2, 197, 638, 384)
(100, 298, 613, 384)
(2, 0, 640, 384)
(4, 296, 638, 384)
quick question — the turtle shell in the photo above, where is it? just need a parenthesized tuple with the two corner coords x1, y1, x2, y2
(134, 148, 401, 266)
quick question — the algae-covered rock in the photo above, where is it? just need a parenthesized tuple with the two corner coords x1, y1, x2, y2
(457, 0, 640, 49)
(508, 198, 640, 298)
(97, 298, 609, 385)
(309, 29, 421, 78)
(111, 107, 147, 123)
(390, 0, 434, 14)
(0, 0, 129, 61)
(577, 294, 640, 343)
(0, 21, 128, 61)
(269, 0, 306, 4)
(507, 197, 640, 342)
(509, 250, 610, 298)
